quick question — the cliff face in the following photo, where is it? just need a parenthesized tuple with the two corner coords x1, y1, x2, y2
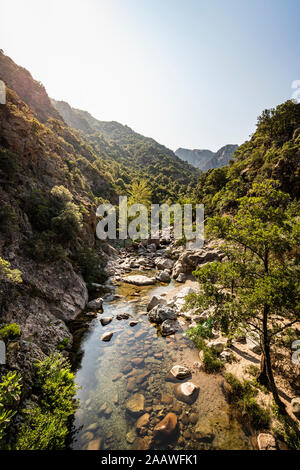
(0, 56, 119, 396)
(175, 144, 238, 171)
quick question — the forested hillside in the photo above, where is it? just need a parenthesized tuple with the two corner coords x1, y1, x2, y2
(52, 99, 199, 202)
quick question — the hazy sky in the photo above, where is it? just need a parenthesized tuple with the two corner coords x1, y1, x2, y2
(0, 0, 299, 151)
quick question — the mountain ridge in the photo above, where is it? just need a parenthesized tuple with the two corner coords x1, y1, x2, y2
(175, 144, 238, 171)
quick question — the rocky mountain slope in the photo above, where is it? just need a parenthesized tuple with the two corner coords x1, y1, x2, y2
(175, 144, 238, 171)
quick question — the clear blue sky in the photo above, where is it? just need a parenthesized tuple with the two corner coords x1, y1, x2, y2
(1, 0, 299, 151)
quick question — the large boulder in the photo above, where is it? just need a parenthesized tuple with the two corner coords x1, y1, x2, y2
(87, 297, 103, 310)
(291, 397, 300, 419)
(172, 249, 222, 279)
(155, 257, 174, 271)
(122, 275, 156, 286)
(156, 270, 171, 283)
(207, 338, 227, 353)
(126, 394, 145, 417)
(147, 295, 166, 312)
(257, 433, 276, 450)
(161, 319, 180, 336)
(153, 413, 178, 442)
(166, 365, 192, 382)
(148, 305, 176, 324)
(174, 382, 199, 404)
(246, 332, 261, 354)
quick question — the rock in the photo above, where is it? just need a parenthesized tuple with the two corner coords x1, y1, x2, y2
(104, 406, 112, 417)
(86, 423, 98, 432)
(116, 313, 130, 320)
(194, 421, 215, 442)
(207, 338, 227, 353)
(136, 413, 150, 433)
(131, 358, 144, 367)
(87, 297, 103, 310)
(155, 257, 174, 271)
(147, 243, 157, 252)
(161, 319, 180, 336)
(87, 437, 103, 450)
(148, 305, 176, 324)
(126, 429, 136, 444)
(156, 270, 171, 283)
(129, 321, 138, 327)
(176, 273, 186, 283)
(174, 382, 199, 404)
(161, 392, 173, 405)
(166, 365, 192, 382)
(220, 350, 232, 362)
(132, 436, 152, 450)
(126, 393, 145, 417)
(122, 275, 156, 286)
(100, 317, 112, 326)
(291, 397, 300, 419)
(147, 295, 166, 311)
(101, 332, 113, 342)
(189, 413, 198, 424)
(246, 332, 261, 354)
(153, 413, 178, 441)
(257, 433, 277, 450)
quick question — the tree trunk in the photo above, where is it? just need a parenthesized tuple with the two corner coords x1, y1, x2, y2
(258, 304, 285, 412)
(257, 352, 269, 387)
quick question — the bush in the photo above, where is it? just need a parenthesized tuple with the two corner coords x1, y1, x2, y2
(225, 373, 270, 430)
(0, 206, 18, 233)
(0, 147, 19, 183)
(16, 353, 78, 450)
(74, 246, 107, 285)
(0, 371, 22, 443)
(51, 202, 82, 243)
(0, 323, 21, 341)
(202, 348, 224, 373)
(23, 231, 65, 262)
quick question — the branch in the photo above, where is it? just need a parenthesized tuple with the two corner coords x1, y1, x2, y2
(270, 319, 299, 338)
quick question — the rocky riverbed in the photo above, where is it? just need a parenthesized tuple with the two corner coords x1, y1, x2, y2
(71, 234, 253, 450)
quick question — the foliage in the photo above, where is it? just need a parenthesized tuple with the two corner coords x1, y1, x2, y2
(225, 373, 270, 430)
(0, 147, 19, 183)
(0, 206, 18, 233)
(128, 179, 152, 207)
(56, 337, 70, 351)
(186, 325, 224, 373)
(0, 257, 22, 283)
(0, 323, 21, 341)
(16, 353, 78, 450)
(189, 180, 299, 407)
(74, 246, 107, 285)
(23, 231, 65, 262)
(0, 371, 22, 442)
(272, 403, 300, 450)
(51, 202, 82, 243)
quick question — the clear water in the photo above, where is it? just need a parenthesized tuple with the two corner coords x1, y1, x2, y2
(71, 276, 252, 450)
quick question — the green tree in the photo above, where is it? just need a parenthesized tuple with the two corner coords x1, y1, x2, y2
(0, 257, 22, 283)
(189, 180, 299, 411)
(0, 371, 22, 443)
(128, 179, 152, 207)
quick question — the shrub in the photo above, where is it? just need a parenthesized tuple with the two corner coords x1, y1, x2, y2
(0, 323, 21, 341)
(0, 258, 22, 283)
(16, 353, 78, 450)
(225, 373, 271, 430)
(74, 246, 107, 285)
(51, 202, 82, 243)
(0, 206, 18, 233)
(202, 348, 224, 373)
(50, 185, 73, 204)
(23, 231, 65, 262)
(0, 147, 19, 183)
(56, 337, 70, 351)
(0, 371, 22, 443)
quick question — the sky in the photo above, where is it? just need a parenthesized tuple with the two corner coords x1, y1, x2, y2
(0, 0, 299, 151)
